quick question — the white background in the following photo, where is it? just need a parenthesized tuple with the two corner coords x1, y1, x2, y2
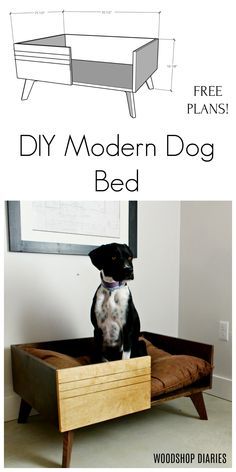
(1, 0, 235, 468)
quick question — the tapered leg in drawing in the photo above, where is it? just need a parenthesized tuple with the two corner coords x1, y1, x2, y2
(146, 76, 154, 90)
(126, 92, 136, 118)
(21, 79, 35, 100)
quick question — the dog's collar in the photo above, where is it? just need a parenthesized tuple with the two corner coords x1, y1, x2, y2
(100, 272, 126, 291)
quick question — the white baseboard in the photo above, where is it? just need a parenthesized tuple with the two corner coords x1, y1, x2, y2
(206, 374, 232, 401)
(5, 393, 37, 422)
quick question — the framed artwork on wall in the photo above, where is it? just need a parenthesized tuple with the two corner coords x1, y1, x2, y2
(7, 201, 137, 257)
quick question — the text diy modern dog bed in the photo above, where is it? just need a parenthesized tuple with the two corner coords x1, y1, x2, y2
(13, 34, 159, 117)
(11, 331, 213, 468)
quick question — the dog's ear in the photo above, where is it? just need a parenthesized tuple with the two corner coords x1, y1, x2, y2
(124, 243, 133, 257)
(89, 246, 105, 270)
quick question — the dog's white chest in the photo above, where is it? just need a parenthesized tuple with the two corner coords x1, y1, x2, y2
(95, 285, 129, 347)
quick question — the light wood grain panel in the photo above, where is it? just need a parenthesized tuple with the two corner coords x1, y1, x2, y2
(57, 356, 150, 384)
(60, 374, 150, 399)
(59, 367, 149, 391)
(57, 356, 151, 432)
(58, 380, 150, 432)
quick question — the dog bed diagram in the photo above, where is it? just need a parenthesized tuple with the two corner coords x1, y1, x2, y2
(10, 9, 176, 118)
(14, 33, 159, 118)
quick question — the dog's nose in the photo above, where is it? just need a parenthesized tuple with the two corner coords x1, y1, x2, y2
(124, 266, 133, 273)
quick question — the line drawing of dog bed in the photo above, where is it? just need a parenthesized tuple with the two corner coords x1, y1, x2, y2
(11, 331, 213, 467)
(13, 33, 159, 118)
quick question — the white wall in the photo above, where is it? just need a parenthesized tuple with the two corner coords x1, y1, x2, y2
(178, 202, 232, 400)
(4, 201, 180, 421)
(133, 201, 180, 335)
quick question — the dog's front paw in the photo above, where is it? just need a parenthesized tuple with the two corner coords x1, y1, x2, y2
(102, 356, 109, 362)
(122, 350, 131, 360)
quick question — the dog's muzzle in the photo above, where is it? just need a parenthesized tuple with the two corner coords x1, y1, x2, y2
(123, 266, 134, 279)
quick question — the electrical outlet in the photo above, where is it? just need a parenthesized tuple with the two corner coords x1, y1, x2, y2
(219, 321, 229, 341)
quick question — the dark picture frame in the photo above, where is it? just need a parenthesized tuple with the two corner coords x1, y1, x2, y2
(7, 201, 137, 257)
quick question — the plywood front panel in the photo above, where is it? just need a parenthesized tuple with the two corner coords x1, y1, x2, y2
(14, 43, 72, 85)
(15, 60, 72, 84)
(59, 367, 149, 392)
(57, 357, 149, 383)
(57, 356, 151, 432)
(60, 374, 150, 399)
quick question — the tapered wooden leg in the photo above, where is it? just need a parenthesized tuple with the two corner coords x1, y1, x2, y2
(21, 79, 35, 100)
(126, 91, 136, 118)
(18, 398, 32, 423)
(146, 76, 154, 90)
(190, 392, 208, 420)
(62, 431, 74, 468)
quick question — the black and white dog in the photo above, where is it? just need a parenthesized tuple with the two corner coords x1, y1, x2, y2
(89, 243, 146, 362)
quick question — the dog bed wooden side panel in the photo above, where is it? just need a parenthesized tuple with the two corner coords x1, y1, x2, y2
(133, 39, 158, 92)
(56, 356, 151, 432)
(11, 345, 58, 424)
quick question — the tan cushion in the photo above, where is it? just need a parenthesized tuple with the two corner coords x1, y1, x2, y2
(142, 337, 172, 360)
(142, 337, 213, 398)
(22, 347, 90, 369)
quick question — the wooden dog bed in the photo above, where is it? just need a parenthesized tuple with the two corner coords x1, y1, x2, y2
(13, 34, 158, 117)
(11, 331, 213, 467)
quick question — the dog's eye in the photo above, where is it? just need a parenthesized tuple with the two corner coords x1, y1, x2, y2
(112, 256, 117, 261)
